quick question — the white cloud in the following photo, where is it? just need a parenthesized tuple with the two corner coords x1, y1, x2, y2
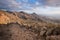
(1, 0, 60, 15)
(0, 0, 33, 11)
(0, 0, 22, 11)
(35, 1, 40, 5)
(22, 0, 28, 2)
(46, 0, 60, 6)
(22, 6, 60, 15)
(32, 6, 60, 15)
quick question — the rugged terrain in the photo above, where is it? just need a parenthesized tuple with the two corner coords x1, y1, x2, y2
(0, 10, 60, 40)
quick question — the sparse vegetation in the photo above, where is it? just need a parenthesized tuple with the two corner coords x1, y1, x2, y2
(0, 10, 60, 40)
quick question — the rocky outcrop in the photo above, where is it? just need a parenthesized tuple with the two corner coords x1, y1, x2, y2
(39, 27, 60, 40)
(0, 10, 60, 40)
(0, 23, 60, 40)
(0, 23, 38, 40)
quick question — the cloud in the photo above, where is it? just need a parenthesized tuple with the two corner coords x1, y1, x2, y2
(0, 0, 60, 15)
(32, 6, 60, 15)
(35, 1, 40, 6)
(22, 0, 28, 2)
(45, 0, 60, 7)
(0, 0, 34, 11)
(0, 0, 22, 11)
(23, 6, 60, 15)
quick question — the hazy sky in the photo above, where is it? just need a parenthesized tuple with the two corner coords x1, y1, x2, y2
(0, 0, 60, 15)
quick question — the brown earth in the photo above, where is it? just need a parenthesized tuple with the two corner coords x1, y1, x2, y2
(0, 10, 60, 40)
(0, 23, 60, 40)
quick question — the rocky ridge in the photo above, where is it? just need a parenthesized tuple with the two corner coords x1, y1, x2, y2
(0, 10, 60, 40)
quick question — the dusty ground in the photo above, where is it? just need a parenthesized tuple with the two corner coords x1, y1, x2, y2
(0, 23, 60, 40)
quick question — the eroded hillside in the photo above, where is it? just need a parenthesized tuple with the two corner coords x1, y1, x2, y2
(0, 10, 60, 40)
(0, 10, 25, 24)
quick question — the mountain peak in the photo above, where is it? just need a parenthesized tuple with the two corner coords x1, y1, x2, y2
(32, 12, 37, 15)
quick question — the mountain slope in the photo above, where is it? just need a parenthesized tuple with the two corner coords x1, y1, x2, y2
(0, 10, 60, 40)
(10, 11, 60, 23)
(0, 10, 25, 24)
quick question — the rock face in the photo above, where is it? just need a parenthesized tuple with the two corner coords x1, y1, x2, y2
(0, 13, 10, 24)
(0, 9, 60, 40)
(0, 23, 60, 40)
(46, 27, 60, 40)
(0, 23, 37, 40)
